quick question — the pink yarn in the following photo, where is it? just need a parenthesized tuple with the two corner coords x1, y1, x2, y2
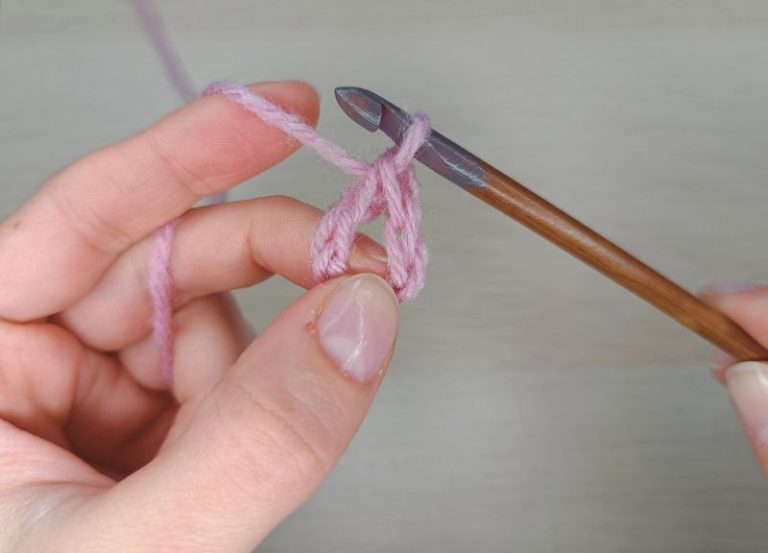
(132, 0, 198, 101)
(132, 1, 429, 390)
(204, 81, 430, 302)
(147, 219, 178, 389)
(148, 82, 429, 390)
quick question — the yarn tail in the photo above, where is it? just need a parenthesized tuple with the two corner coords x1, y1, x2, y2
(148, 220, 179, 391)
(131, 0, 198, 101)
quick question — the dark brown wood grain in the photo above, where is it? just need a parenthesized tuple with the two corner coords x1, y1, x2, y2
(468, 161, 768, 362)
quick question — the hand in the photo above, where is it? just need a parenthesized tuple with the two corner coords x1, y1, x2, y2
(0, 81, 399, 551)
(704, 284, 768, 477)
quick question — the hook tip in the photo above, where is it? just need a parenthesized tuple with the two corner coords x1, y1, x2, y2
(334, 86, 383, 132)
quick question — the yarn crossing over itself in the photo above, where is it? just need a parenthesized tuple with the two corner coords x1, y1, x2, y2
(135, 0, 430, 392)
(203, 81, 430, 302)
(150, 81, 431, 389)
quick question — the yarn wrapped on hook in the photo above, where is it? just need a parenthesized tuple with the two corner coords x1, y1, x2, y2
(204, 81, 430, 302)
(311, 115, 429, 302)
(149, 82, 429, 390)
(135, 0, 430, 388)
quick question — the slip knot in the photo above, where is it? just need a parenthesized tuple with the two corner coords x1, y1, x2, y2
(311, 114, 430, 302)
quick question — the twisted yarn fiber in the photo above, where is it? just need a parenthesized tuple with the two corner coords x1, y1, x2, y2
(150, 81, 430, 389)
(204, 82, 430, 301)
(133, 0, 430, 391)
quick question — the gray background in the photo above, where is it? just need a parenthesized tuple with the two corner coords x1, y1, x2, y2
(2, 1, 768, 551)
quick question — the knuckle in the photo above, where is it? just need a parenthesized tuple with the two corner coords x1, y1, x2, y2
(212, 381, 336, 487)
(50, 171, 133, 255)
(253, 194, 319, 238)
(144, 129, 219, 198)
(260, 194, 301, 210)
(0, 324, 81, 424)
(250, 194, 315, 227)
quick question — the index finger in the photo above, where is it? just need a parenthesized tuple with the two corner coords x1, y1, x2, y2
(701, 285, 768, 476)
(702, 285, 768, 350)
(0, 81, 319, 321)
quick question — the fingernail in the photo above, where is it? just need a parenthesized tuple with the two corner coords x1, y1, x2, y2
(700, 283, 763, 295)
(712, 349, 736, 371)
(726, 362, 768, 472)
(368, 251, 389, 264)
(317, 274, 399, 383)
(709, 350, 734, 384)
(354, 238, 388, 266)
(713, 349, 735, 368)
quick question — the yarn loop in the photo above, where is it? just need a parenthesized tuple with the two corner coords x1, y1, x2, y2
(311, 114, 430, 302)
(204, 81, 429, 302)
(133, 0, 430, 392)
(150, 81, 430, 389)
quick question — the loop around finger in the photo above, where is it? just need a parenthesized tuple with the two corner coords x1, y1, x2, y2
(0, 81, 319, 322)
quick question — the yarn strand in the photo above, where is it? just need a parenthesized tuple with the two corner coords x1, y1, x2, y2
(147, 219, 178, 389)
(204, 81, 431, 302)
(132, 1, 430, 392)
(132, 0, 198, 101)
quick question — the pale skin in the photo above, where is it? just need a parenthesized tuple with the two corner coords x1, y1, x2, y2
(0, 80, 765, 552)
(0, 81, 398, 552)
(705, 287, 768, 478)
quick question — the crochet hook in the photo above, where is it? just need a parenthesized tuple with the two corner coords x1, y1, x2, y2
(334, 86, 768, 362)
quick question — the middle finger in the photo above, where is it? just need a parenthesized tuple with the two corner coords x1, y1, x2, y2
(58, 196, 386, 351)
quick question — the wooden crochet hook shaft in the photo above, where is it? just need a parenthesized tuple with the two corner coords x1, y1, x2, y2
(335, 86, 768, 362)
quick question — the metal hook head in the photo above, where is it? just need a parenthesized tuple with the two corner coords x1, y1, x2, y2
(335, 86, 487, 190)
(334, 87, 383, 132)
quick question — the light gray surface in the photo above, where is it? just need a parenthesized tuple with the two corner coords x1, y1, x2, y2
(2, 1, 768, 551)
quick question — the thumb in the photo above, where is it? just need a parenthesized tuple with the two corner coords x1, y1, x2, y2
(700, 284, 768, 477)
(78, 274, 399, 552)
(699, 284, 768, 380)
(725, 362, 768, 478)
